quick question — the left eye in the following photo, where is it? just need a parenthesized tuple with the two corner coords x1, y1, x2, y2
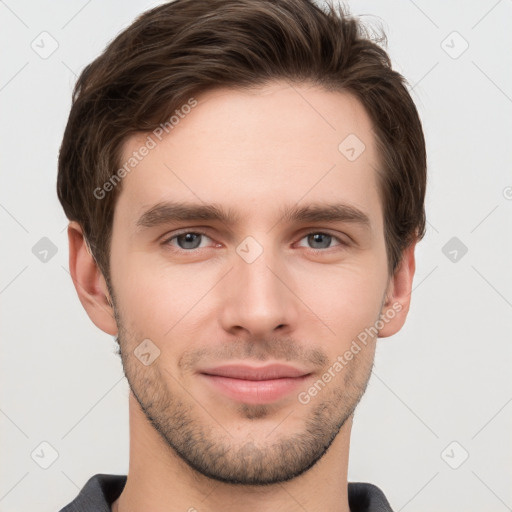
(296, 232, 343, 250)
(164, 231, 344, 251)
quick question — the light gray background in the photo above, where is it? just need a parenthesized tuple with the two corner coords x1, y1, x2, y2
(1, 1, 511, 511)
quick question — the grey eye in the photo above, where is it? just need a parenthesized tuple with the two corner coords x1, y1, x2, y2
(306, 233, 333, 249)
(175, 233, 204, 250)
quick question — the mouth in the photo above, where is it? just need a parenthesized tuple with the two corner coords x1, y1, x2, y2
(198, 363, 313, 404)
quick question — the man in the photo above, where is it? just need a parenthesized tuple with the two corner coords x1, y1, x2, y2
(57, 0, 426, 510)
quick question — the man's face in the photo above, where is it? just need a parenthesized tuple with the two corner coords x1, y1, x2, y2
(108, 81, 391, 484)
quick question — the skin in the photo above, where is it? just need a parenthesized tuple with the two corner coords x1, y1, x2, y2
(68, 81, 416, 512)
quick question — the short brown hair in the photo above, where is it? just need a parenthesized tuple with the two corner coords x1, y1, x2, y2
(57, 0, 426, 279)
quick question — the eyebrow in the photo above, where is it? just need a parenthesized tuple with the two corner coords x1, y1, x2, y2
(136, 200, 372, 231)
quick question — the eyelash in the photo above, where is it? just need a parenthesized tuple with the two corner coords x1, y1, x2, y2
(161, 230, 349, 254)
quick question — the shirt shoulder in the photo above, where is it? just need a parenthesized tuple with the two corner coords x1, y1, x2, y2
(58, 474, 127, 512)
(58, 474, 392, 511)
(348, 481, 395, 512)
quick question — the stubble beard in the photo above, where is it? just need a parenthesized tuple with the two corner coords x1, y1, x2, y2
(115, 320, 375, 486)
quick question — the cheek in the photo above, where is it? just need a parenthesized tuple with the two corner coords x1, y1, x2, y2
(298, 260, 387, 346)
(111, 251, 217, 345)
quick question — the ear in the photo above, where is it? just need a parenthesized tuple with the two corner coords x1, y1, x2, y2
(67, 221, 118, 336)
(378, 241, 417, 338)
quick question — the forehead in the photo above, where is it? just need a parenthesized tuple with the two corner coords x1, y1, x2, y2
(115, 81, 382, 232)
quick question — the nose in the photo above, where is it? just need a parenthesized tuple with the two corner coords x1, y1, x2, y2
(218, 244, 299, 338)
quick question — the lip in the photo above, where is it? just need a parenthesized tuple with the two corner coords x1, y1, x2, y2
(200, 363, 310, 380)
(199, 364, 312, 404)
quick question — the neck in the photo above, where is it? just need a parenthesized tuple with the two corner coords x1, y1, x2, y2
(112, 393, 353, 512)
